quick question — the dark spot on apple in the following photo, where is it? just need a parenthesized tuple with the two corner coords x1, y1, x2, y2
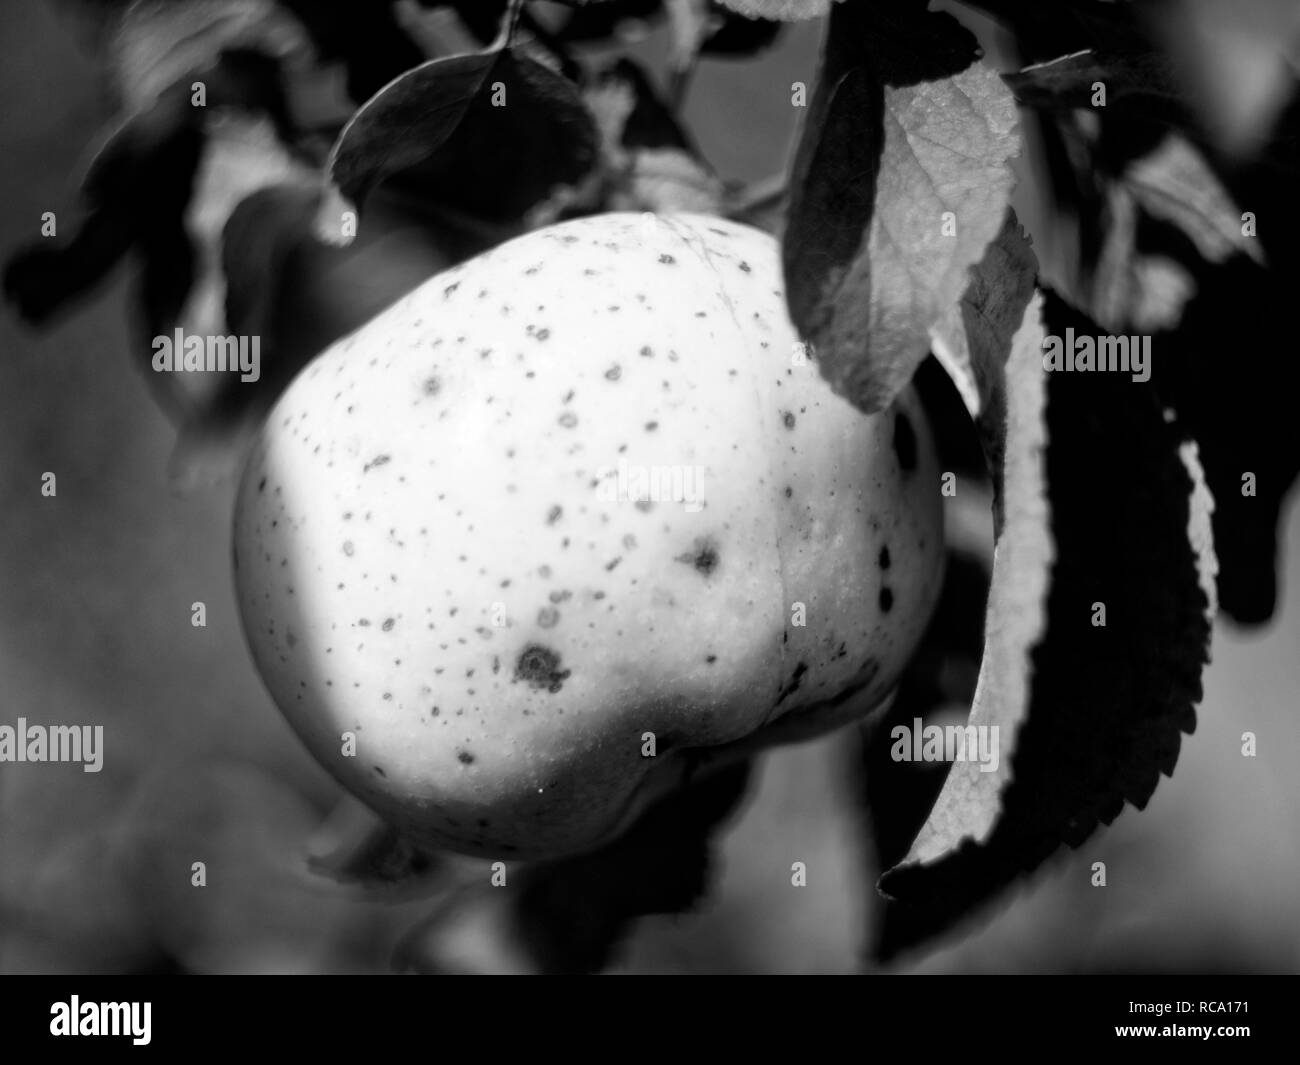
(514, 643, 571, 693)
(363, 454, 391, 473)
(382, 617, 395, 632)
(257, 477, 266, 493)
(457, 750, 475, 765)
(605, 365, 622, 381)
(659, 254, 676, 264)
(880, 587, 894, 612)
(558, 411, 578, 429)
(893, 412, 917, 472)
(423, 376, 441, 396)
(373, 765, 386, 777)
(546, 505, 562, 525)
(782, 411, 796, 429)
(676, 537, 719, 576)
(538, 606, 560, 628)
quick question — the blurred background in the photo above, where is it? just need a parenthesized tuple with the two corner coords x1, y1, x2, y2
(1, 0, 1297, 973)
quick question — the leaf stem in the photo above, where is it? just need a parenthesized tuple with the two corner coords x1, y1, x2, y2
(493, 0, 528, 51)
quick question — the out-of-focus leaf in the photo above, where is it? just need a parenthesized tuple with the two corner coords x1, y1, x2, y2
(873, 290, 1215, 960)
(111, 0, 313, 110)
(1123, 135, 1266, 267)
(1003, 49, 1185, 123)
(3, 39, 301, 340)
(395, 761, 753, 974)
(783, 0, 1020, 414)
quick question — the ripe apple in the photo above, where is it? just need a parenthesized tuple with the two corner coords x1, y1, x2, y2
(233, 212, 944, 859)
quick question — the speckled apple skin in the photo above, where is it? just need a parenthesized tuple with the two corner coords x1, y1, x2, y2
(233, 213, 943, 860)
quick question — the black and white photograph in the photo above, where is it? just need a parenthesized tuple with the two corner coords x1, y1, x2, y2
(0, 0, 1297, 1037)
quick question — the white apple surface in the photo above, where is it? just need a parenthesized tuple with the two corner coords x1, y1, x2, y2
(233, 213, 944, 859)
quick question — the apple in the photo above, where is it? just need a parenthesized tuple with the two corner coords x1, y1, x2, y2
(233, 212, 943, 859)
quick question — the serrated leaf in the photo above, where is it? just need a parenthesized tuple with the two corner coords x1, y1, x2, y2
(783, 0, 1020, 414)
(872, 290, 1215, 959)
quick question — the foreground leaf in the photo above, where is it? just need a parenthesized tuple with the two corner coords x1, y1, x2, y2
(873, 290, 1215, 959)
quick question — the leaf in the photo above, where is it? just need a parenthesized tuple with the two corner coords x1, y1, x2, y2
(928, 209, 1039, 430)
(2, 21, 312, 426)
(111, 0, 313, 111)
(319, 45, 599, 239)
(1002, 49, 1185, 122)
(1122, 135, 1266, 267)
(2, 78, 203, 342)
(783, 0, 1020, 414)
(395, 761, 753, 974)
(872, 290, 1215, 959)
